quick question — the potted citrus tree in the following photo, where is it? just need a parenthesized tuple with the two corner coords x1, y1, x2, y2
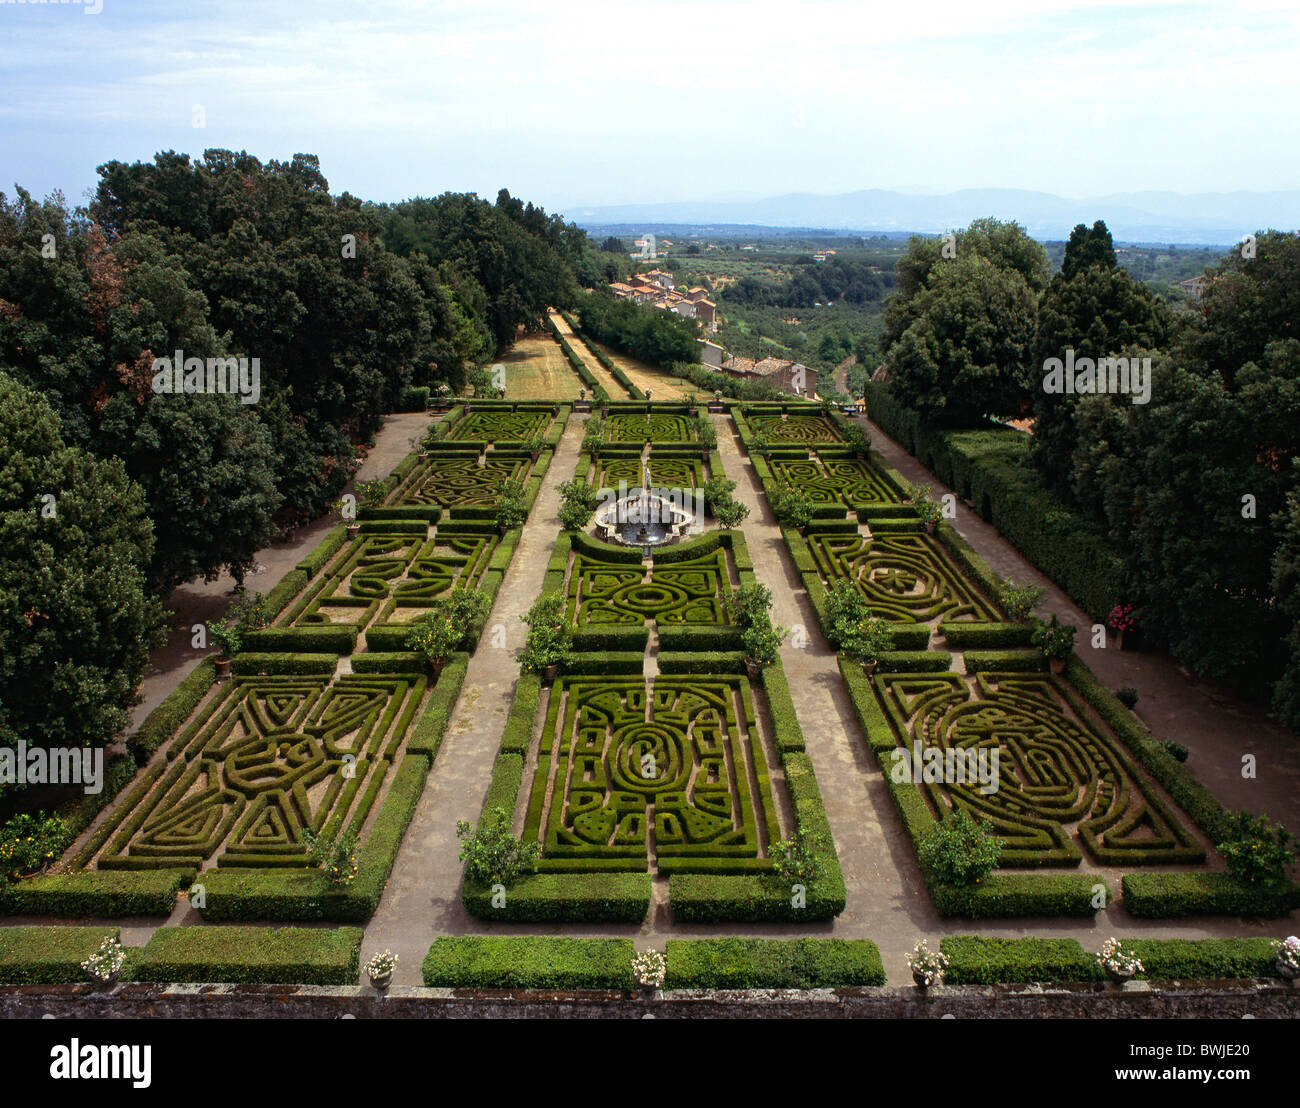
(405, 609, 462, 678)
(206, 617, 242, 678)
(839, 614, 894, 675)
(494, 479, 529, 535)
(908, 484, 944, 534)
(519, 593, 574, 684)
(1031, 614, 1076, 673)
(741, 616, 787, 678)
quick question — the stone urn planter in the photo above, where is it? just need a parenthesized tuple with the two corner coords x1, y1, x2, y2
(368, 969, 393, 990)
(862, 659, 879, 677)
(912, 969, 930, 988)
(429, 657, 447, 679)
(542, 663, 560, 685)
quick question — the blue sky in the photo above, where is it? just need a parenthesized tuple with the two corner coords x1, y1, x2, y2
(1, 0, 1296, 212)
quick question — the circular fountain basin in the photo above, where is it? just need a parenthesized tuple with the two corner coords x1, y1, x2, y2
(593, 490, 695, 548)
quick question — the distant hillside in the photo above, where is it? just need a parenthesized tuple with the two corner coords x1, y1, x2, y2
(567, 188, 1300, 245)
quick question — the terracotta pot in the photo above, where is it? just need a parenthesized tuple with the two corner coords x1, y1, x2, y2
(743, 658, 762, 679)
(498, 523, 509, 536)
(429, 657, 447, 679)
(346, 524, 360, 539)
(530, 450, 540, 461)
(862, 659, 878, 677)
(1113, 628, 1125, 650)
(1049, 657, 1066, 674)
(924, 521, 937, 534)
(542, 663, 559, 685)
(215, 658, 233, 679)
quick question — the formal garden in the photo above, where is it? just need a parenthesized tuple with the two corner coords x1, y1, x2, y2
(1, 396, 1297, 995)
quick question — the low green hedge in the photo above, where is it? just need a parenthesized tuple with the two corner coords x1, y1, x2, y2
(656, 625, 743, 652)
(964, 649, 1046, 672)
(875, 650, 952, 672)
(262, 568, 310, 620)
(127, 659, 215, 762)
(422, 936, 636, 988)
(399, 385, 430, 411)
(295, 524, 349, 577)
(0, 868, 193, 918)
(664, 938, 885, 988)
(133, 925, 362, 984)
(1122, 873, 1300, 918)
(462, 873, 652, 923)
(571, 626, 651, 652)
(938, 622, 1035, 648)
(941, 935, 1288, 983)
(941, 935, 1098, 984)
(241, 625, 358, 654)
(656, 650, 746, 674)
(0, 926, 122, 984)
(499, 674, 541, 756)
(563, 652, 646, 675)
(230, 652, 339, 675)
(349, 651, 425, 673)
(930, 874, 1104, 918)
(761, 662, 806, 753)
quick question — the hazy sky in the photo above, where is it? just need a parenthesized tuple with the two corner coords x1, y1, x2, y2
(1, 0, 1296, 213)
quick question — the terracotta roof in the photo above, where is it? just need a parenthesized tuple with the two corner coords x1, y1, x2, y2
(723, 356, 757, 373)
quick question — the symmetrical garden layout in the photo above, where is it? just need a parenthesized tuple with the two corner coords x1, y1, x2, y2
(526, 676, 779, 872)
(4, 398, 1285, 937)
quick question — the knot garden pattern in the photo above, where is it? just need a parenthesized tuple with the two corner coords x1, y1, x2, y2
(808, 532, 1000, 623)
(448, 410, 551, 441)
(748, 412, 843, 443)
(524, 677, 781, 872)
(876, 671, 1204, 867)
(95, 673, 428, 870)
(595, 452, 703, 490)
(390, 452, 532, 507)
(605, 413, 695, 442)
(279, 529, 500, 630)
(566, 549, 731, 625)
(768, 454, 900, 506)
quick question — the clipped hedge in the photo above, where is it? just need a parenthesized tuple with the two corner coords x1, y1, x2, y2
(938, 622, 1034, 648)
(941, 935, 1098, 984)
(127, 658, 215, 762)
(462, 873, 652, 923)
(664, 938, 885, 988)
(1122, 873, 1300, 918)
(230, 652, 339, 675)
(0, 926, 122, 984)
(931, 874, 1104, 918)
(0, 868, 193, 918)
(133, 925, 362, 984)
(422, 936, 636, 988)
(865, 383, 1122, 620)
(295, 524, 349, 577)
(241, 625, 358, 655)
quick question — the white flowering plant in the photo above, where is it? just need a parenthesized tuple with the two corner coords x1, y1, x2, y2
(81, 936, 126, 984)
(907, 940, 948, 986)
(1098, 938, 1143, 978)
(632, 949, 666, 988)
(1273, 936, 1300, 975)
(364, 950, 398, 977)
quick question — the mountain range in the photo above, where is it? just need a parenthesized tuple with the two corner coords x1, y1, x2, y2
(567, 189, 1300, 245)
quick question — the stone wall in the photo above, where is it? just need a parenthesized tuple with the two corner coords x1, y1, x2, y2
(3, 980, 1298, 1019)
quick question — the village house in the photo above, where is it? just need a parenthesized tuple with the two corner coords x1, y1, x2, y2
(609, 270, 717, 333)
(721, 354, 817, 397)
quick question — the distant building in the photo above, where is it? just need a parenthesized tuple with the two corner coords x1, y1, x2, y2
(721, 355, 817, 397)
(608, 270, 715, 333)
(698, 339, 725, 367)
(1178, 276, 1209, 298)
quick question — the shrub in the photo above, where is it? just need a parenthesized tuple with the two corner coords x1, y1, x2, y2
(714, 498, 750, 529)
(494, 485, 529, 529)
(822, 579, 891, 662)
(1030, 613, 1076, 660)
(558, 498, 595, 530)
(740, 617, 786, 667)
(907, 483, 944, 527)
(0, 926, 123, 984)
(999, 580, 1045, 622)
(838, 614, 894, 667)
(1122, 872, 1300, 918)
(557, 477, 601, 514)
(205, 617, 242, 659)
(302, 828, 358, 885)
(770, 482, 814, 529)
(582, 418, 606, 453)
(1117, 686, 1140, 709)
(940, 936, 1097, 985)
(518, 593, 574, 674)
(768, 830, 824, 884)
(0, 813, 72, 881)
(728, 581, 774, 629)
(1161, 739, 1189, 762)
(457, 806, 540, 886)
(405, 609, 464, 667)
(702, 475, 738, 509)
(356, 477, 389, 507)
(918, 808, 1002, 887)
(1216, 810, 1297, 887)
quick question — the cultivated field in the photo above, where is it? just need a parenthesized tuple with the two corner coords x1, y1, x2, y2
(499, 332, 584, 399)
(586, 337, 696, 400)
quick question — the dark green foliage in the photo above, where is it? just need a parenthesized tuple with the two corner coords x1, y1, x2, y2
(940, 936, 1099, 984)
(133, 925, 362, 984)
(1121, 872, 1300, 917)
(0, 869, 192, 917)
(462, 873, 652, 923)
(422, 936, 636, 988)
(578, 289, 701, 367)
(664, 938, 885, 988)
(0, 374, 165, 769)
